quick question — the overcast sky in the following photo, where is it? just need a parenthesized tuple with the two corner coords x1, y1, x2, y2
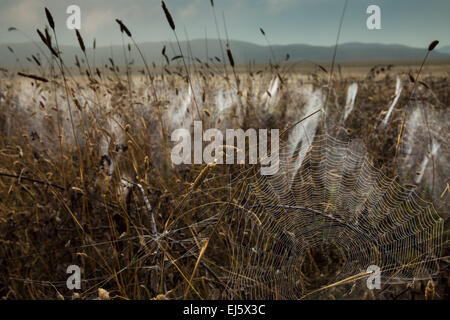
(0, 0, 449, 48)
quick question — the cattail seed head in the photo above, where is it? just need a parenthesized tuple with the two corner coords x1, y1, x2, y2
(44, 27, 52, 45)
(115, 19, 132, 37)
(37, 30, 46, 44)
(45, 7, 55, 30)
(17, 72, 48, 83)
(162, 1, 175, 31)
(37, 28, 58, 57)
(32, 54, 41, 66)
(227, 48, 235, 67)
(75, 29, 85, 53)
(428, 40, 439, 52)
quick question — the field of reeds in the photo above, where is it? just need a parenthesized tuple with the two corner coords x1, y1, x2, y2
(0, 5, 448, 300)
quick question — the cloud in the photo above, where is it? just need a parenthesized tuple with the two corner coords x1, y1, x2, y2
(0, 0, 41, 28)
(178, 0, 203, 19)
(266, 0, 296, 14)
(83, 8, 115, 34)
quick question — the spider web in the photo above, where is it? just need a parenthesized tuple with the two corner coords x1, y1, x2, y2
(224, 134, 443, 299)
(399, 101, 449, 213)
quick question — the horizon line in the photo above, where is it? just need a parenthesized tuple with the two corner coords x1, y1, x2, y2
(1, 38, 449, 51)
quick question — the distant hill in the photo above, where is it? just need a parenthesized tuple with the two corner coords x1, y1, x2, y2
(1, 39, 450, 69)
(438, 45, 450, 54)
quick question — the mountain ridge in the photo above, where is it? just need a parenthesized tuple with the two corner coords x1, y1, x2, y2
(437, 45, 450, 54)
(1, 39, 450, 68)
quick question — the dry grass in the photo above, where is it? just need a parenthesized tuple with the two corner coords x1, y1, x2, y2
(0, 8, 448, 300)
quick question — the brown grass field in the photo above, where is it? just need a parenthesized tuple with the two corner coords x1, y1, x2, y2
(0, 9, 448, 300)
